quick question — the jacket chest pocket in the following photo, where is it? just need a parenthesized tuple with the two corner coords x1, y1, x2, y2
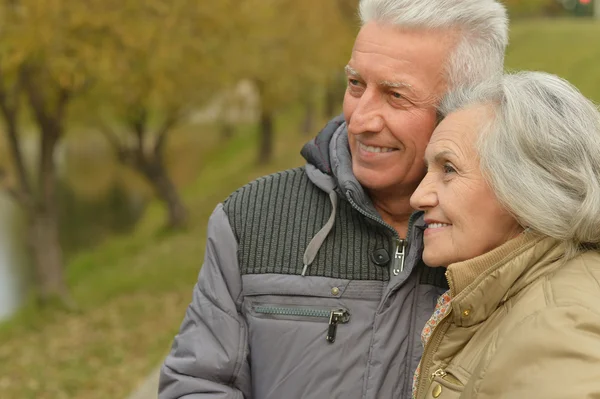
(241, 275, 382, 399)
(252, 303, 350, 343)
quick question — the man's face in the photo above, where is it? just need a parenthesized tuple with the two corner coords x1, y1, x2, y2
(343, 22, 456, 196)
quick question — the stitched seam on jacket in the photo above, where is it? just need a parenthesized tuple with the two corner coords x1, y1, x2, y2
(581, 256, 600, 292)
(361, 312, 379, 399)
(469, 330, 499, 397)
(216, 204, 248, 392)
(197, 281, 238, 321)
(543, 275, 554, 306)
(218, 204, 245, 308)
(402, 276, 420, 398)
(228, 315, 247, 391)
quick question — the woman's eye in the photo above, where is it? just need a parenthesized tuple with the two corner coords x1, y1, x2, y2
(443, 164, 457, 174)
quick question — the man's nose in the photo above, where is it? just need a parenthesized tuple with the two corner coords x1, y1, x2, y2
(410, 174, 438, 210)
(347, 88, 385, 135)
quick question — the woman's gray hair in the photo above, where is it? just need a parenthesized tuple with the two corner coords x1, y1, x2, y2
(441, 71, 600, 259)
(359, 0, 509, 89)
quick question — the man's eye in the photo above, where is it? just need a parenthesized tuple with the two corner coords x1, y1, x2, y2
(391, 92, 403, 99)
(348, 79, 360, 86)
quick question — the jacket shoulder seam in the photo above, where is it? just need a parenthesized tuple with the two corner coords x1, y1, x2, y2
(580, 255, 600, 292)
(228, 312, 248, 390)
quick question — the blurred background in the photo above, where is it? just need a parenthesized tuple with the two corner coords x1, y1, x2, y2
(0, 0, 598, 398)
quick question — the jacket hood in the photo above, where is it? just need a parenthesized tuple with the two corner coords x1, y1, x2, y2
(300, 114, 377, 214)
(301, 114, 345, 176)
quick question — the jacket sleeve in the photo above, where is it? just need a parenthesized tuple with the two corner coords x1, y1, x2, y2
(158, 204, 251, 399)
(474, 305, 600, 399)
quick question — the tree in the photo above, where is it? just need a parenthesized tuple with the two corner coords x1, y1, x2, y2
(0, 0, 106, 305)
(86, 0, 236, 229)
(232, 0, 357, 164)
(502, 0, 567, 17)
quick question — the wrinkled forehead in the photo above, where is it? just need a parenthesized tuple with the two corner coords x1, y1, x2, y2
(351, 22, 459, 98)
(428, 105, 494, 153)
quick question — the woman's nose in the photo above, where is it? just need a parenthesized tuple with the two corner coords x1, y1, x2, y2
(410, 176, 438, 210)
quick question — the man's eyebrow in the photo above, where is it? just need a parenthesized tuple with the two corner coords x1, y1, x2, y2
(380, 80, 417, 97)
(344, 65, 360, 78)
(345, 65, 421, 100)
(379, 80, 413, 90)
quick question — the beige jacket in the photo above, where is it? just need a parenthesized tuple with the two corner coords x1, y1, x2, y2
(414, 232, 600, 399)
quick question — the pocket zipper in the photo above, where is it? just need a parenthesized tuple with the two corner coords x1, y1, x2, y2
(254, 306, 350, 343)
(431, 368, 463, 385)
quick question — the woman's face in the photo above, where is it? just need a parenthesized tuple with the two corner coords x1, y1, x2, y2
(410, 106, 523, 267)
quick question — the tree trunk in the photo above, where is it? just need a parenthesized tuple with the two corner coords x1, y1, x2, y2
(30, 126, 71, 306)
(17, 65, 72, 307)
(254, 79, 274, 165)
(220, 121, 235, 141)
(143, 159, 188, 229)
(324, 83, 337, 119)
(258, 106, 274, 164)
(301, 95, 316, 136)
(27, 209, 70, 305)
(324, 74, 346, 119)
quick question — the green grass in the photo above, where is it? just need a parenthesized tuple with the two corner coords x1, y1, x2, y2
(2, 17, 600, 399)
(506, 19, 600, 102)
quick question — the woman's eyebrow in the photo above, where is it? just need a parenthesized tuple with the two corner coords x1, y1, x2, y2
(434, 150, 456, 164)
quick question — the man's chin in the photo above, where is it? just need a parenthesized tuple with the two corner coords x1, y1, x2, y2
(353, 167, 395, 193)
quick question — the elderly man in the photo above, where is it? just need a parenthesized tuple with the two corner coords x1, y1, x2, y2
(159, 1, 508, 398)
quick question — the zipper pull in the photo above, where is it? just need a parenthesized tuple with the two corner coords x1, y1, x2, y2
(326, 309, 350, 343)
(393, 239, 406, 276)
(430, 368, 447, 381)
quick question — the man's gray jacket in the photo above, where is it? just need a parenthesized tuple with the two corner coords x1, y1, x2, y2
(158, 116, 448, 399)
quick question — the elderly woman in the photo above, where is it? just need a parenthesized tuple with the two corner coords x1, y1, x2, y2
(410, 71, 600, 399)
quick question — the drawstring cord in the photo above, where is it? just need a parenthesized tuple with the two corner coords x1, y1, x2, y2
(301, 191, 338, 276)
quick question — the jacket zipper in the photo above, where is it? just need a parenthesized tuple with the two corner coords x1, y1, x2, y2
(346, 190, 419, 276)
(346, 190, 422, 396)
(416, 272, 455, 398)
(394, 238, 406, 275)
(416, 317, 452, 397)
(254, 306, 350, 343)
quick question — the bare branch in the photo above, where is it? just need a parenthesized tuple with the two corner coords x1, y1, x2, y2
(97, 123, 124, 153)
(20, 64, 51, 131)
(130, 106, 148, 143)
(96, 124, 139, 167)
(0, 66, 32, 199)
(55, 87, 72, 131)
(153, 111, 179, 159)
(0, 175, 33, 212)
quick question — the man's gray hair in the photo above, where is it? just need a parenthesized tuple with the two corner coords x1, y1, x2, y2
(359, 0, 509, 89)
(441, 71, 600, 259)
